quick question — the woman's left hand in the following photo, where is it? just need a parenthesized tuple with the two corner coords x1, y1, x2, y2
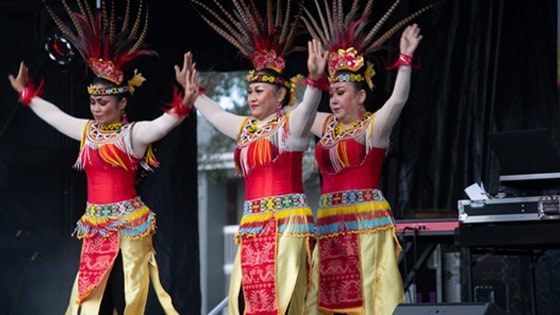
(400, 24, 423, 56)
(307, 38, 328, 80)
(182, 61, 200, 108)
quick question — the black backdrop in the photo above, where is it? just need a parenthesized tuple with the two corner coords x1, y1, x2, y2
(0, 0, 558, 314)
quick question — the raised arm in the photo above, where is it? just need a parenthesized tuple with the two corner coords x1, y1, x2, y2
(8, 62, 87, 141)
(289, 39, 328, 141)
(175, 52, 245, 140)
(372, 24, 422, 148)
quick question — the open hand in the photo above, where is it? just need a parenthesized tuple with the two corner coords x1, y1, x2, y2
(400, 24, 423, 56)
(307, 39, 328, 80)
(174, 52, 194, 89)
(8, 61, 29, 93)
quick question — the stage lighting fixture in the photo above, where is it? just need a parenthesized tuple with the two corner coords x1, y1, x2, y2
(44, 33, 74, 65)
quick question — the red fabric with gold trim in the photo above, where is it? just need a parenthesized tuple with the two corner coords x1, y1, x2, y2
(240, 219, 278, 315)
(318, 233, 362, 311)
(77, 233, 119, 302)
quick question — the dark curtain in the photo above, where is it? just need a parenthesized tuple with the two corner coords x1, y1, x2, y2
(379, 0, 558, 216)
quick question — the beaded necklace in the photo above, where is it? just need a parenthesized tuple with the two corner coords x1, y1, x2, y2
(320, 112, 372, 146)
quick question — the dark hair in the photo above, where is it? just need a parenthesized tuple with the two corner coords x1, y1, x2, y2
(252, 68, 290, 107)
(90, 77, 127, 101)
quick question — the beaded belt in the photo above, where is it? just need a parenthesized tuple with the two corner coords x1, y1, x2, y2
(243, 193, 308, 215)
(86, 196, 145, 218)
(237, 193, 314, 239)
(319, 189, 384, 208)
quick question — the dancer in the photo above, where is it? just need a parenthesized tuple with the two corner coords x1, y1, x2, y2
(302, 0, 431, 314)
(8, 1, 185, 314)
(178, 1, 327, 313)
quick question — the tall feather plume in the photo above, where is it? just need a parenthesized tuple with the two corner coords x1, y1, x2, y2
(41, 0, 78, 44)
(238, 0, 259, 34)
(278, 0, 291, 43)
(43, 0, 156, 85)
(61, 0, 86, 41)
(301, 15, 323, 43)
(109, 0, 116, 43)
(362, 0, 401, 48)
(191, 0, 303, 70)
(281, 2, 303, 55)
(275, 0, 282, 29)
(266, 0, 273, 34)
(121, 0, 131, 32)
(75, 0, 88, 22)
(248, 0, 265, 32)
(323, 0, 333, 38)
(101, 0, 109, 36)
(128, 0, 143, 39)
(80, 0, 96, 35)
(129, 5, 149, 54)
(336, 0, 343, 30)
(366, 3, 435, 53)
(312, 0, 330, 42)
(191, 0, 250, 55)
(363, 0, 375, 15)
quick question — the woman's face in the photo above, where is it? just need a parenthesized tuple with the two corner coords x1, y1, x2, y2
(329, 81, 366, 124)
(89, 86, 126, 124)
(247, 82, 286, 120)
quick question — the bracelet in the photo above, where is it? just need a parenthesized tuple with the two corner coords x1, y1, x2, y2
(18, 79, 44, 106)
(305, 74, 329, 90)
(383, 53, 419, 70)
(164, 86, 194, 118)
(398, 53, 413, 66)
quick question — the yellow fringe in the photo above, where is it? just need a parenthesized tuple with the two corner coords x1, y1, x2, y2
(144, 144, 158, 167)
(239, 207, 312, 224)
(82, 206, 151, 224)
(315, 224, 395, 240)
(318, 200, 391, 217)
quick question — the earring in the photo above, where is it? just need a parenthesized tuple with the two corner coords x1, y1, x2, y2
(122, 110, 129, 124)
(276, 103, 282, 116)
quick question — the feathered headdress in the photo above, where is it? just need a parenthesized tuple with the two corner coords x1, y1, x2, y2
(191, 0, 303, 104)
(42, 0, 156, 95)
(303, 0, 435, 88)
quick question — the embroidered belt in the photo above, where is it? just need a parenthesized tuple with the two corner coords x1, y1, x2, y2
(74, 196, 156, 239)
(243, 193, 307, 215)
(237, 193, 314, 240)
(319, 188, 384, 208)
(86, 196, 145, 217)
(316, 189, 394, 237)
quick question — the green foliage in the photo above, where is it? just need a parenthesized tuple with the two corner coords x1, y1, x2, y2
(197, 71, 248, 181)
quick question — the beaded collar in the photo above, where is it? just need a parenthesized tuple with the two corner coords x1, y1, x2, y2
(238, 114, 283, 146)
(320, 112, 372, 146)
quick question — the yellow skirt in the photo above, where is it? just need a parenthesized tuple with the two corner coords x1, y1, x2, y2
(304, 229, 404, 315)
(65, 235, 178, 315)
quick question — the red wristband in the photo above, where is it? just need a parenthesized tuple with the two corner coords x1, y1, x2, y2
(305, 74, 329, 90)
(18, 79, 44, 106)
(163, 86, 194, 118)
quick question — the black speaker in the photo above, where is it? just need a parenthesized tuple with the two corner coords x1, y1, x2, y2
(392, 303, 508, 315)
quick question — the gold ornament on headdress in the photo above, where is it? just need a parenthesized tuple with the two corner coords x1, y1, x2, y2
(302, 0, 435, 87)
(43, 0, 156, 95)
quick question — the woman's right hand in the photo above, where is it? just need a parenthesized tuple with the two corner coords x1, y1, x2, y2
(174, 52, 194, 89)
(8, 61, 29, 93)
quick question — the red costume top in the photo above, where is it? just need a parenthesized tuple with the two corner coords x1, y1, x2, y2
(233, 114, 314, 238)
(71, 120, 158, 301)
